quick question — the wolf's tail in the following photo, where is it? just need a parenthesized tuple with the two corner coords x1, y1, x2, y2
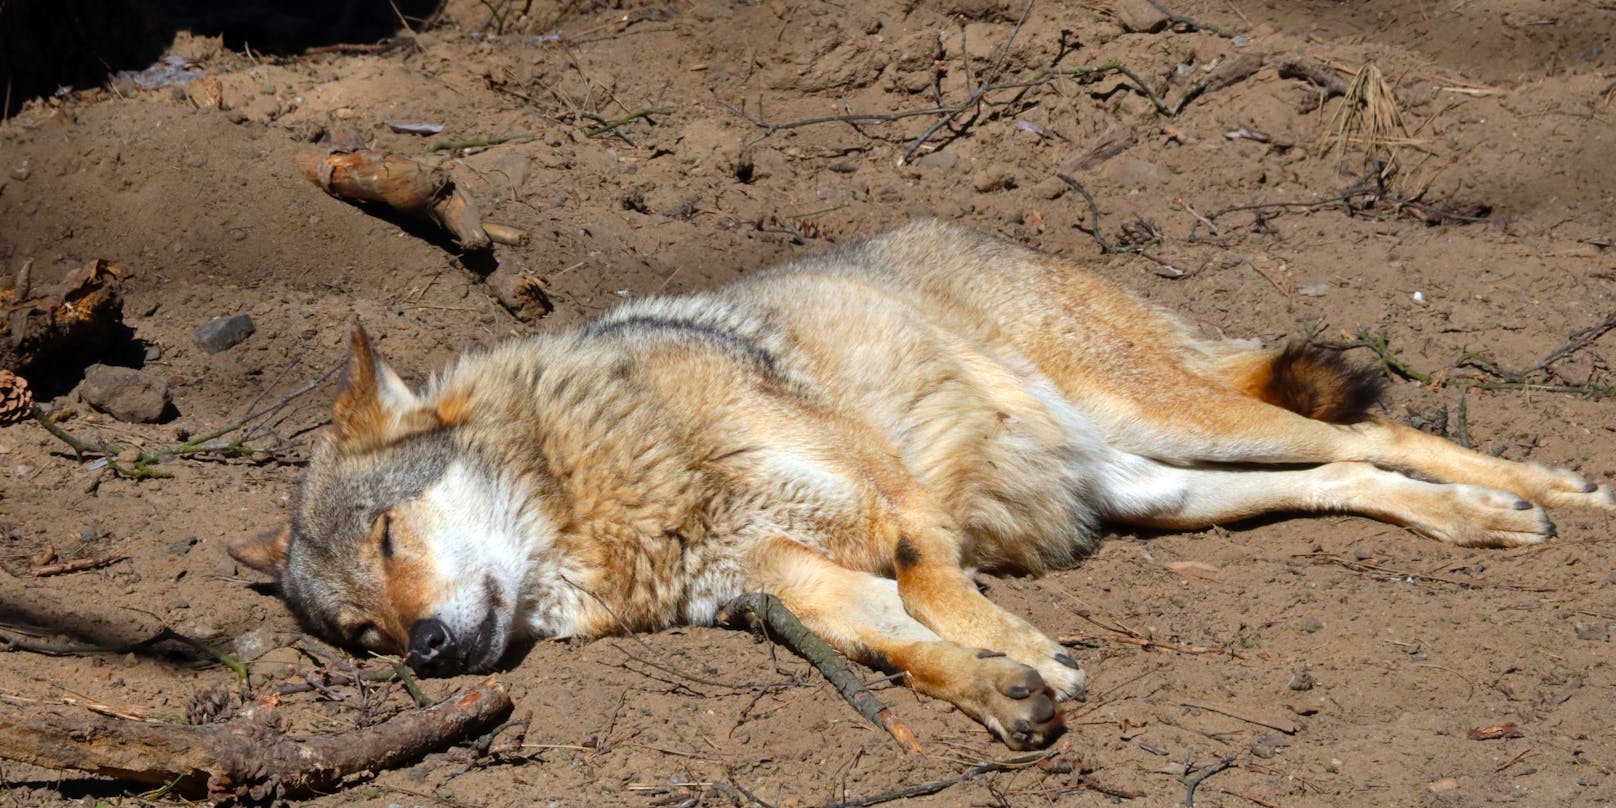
(1240, 343, 1384, 424)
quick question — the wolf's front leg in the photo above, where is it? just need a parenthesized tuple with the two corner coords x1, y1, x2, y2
(881, 512, 1087, 703)
(747, 538, 1066, 750)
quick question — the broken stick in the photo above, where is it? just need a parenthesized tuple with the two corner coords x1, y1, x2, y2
(0, 677, 511, 802)
(720, 592, 922, 752)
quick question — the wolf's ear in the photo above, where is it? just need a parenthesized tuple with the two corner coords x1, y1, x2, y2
(331, 325, 435, 450)
(229, 527, 291, 578)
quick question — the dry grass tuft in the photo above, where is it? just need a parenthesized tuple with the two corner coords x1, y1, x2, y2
(1328, 63, 1415, 172)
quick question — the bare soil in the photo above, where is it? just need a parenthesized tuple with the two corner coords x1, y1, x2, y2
(1, 1, 1614, 805)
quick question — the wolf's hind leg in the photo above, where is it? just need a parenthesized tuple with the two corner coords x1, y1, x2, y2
(748, 538, 1066, 750)
(1100, 457, 1557, 547)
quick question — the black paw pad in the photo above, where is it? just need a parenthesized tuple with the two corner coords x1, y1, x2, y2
(1054, 652, 1081, 670)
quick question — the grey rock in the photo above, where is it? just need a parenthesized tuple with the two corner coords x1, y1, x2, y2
(1288, 668, 1316, 691)
(231, 625, 278, 663)
(911, 150, 960, 174)
(193, 314, 256, 353)
(81, 364, 171, 423)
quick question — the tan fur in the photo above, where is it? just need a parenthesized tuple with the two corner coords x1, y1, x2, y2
(238, 221, 1614, 750)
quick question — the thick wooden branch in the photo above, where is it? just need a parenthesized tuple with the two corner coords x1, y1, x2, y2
(297, 148, 492, 251)
(0, 258, 125, 373)
(0, 678, 510, 802)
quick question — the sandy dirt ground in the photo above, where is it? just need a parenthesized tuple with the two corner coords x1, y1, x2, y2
(1, 1, 1614, 805)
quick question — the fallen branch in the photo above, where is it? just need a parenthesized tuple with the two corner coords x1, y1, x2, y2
(0, 678, 510, 802)
(719, 593, 921, 753)
(0, 259, 125, 374)
(1297, 551, 1550, 592)
(1145, 0, 1247, 40)
(298, 147, 491, 250)
(584, 106, 672, 138)
(428, 132, 537, 153)
(31, 553, 128, 578)
(1182, 756, 1236, 807)
(724, 40, 1232, 152)
(1059, 632, 1242, 659)
(1179, 702, 1297, 735)
(827, 754, 1053, 808)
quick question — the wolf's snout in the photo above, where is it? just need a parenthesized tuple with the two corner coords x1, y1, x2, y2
(407, 618, 456, 672)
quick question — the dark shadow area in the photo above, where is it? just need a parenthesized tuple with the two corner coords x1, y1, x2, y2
(0, 593, 221, 668)
(148, 0, 445, 54)
(0, 0, 444, 118)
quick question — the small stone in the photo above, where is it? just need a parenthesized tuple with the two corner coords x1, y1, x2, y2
(229, 228, 248, 241)
(1574, 623, 1610, 642)
(143, 343, 162, 362)
(193, 314, 256, 353)
(9, 158, 31, 181)
(80, 364, 172, 423)
(1288, 669, 1316, 691)
(1250, 734, 1289, 759)
(167, 537, 198, 556)
(1352, 548, 1373, 561)
(1030, 176, 1069, 200)
(910, 150, 959, 173)
(252, 646, 302, 684)
(1114, 0, 1169, 33)
(1428, 777, 1458, 792)
(971, 168, 1016, 193)
(1300, 617, 1323, 633)
(231, 625, 278, 663)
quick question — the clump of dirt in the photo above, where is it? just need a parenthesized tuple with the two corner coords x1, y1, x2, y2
(1, 1, 1613, 805)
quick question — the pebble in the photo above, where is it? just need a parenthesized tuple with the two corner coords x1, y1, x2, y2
(9, 158, 31, 181)
(1288, 668, 1316, 691)
(910, 150, 959, 174)
(1113, 0, 1169, 32)
(1428, 777, 1458, 792)
(1300, 617, 1323, 633)
(1574, 623, 1610, 642)
(80, 364, 172, 423)
(168, 536, 198, 555)
(231, 625, 278, 663)
(193, 314, 256, 353)
(971, 168, 1016, 193)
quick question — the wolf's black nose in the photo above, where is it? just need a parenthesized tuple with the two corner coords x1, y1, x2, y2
(407, 618, 455, 671)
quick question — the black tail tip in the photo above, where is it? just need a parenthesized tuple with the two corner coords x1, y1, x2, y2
(1262, 342, 1384, 424)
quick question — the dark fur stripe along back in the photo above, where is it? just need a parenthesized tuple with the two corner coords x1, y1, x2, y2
(1260, 343, 1384, 424)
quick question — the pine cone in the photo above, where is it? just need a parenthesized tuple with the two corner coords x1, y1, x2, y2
(0, 370, 31, 425)
(185, 684, 234, 725)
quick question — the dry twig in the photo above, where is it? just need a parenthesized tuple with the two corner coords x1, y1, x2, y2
(721, 593, 921, 753)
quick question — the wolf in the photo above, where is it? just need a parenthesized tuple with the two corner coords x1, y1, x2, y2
(231, 220, 1613, 749)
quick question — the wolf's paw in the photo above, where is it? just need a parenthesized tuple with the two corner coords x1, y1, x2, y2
(973, 658, 1065, 750)
(1437, 485, 1556, 548)
(1534, 467, 1616, 512)
(1035, 648, 1087, 702)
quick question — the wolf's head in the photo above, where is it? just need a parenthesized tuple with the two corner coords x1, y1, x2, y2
(231, 327, 532, 674)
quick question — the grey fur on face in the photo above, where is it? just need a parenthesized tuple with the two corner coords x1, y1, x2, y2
(282, 429, 457, 630)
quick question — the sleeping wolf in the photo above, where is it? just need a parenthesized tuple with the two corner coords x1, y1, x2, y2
(232, 221, 1613, 749)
